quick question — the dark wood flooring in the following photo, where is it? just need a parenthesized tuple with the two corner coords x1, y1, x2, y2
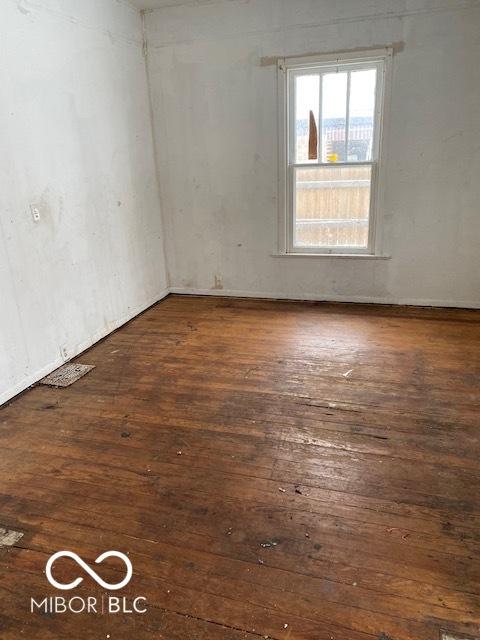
(0, 295, 479, 639)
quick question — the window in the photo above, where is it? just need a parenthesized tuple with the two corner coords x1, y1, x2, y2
(278, 50, 390, 255)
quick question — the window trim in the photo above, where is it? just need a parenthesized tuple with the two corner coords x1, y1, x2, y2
(277, 48, 392, 257)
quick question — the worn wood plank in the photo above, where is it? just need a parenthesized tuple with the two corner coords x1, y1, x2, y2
(0, 295, 479, 639)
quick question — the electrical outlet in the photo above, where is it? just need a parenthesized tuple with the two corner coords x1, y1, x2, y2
(30, 204, 41, 222)
(60, 346, 69, 361)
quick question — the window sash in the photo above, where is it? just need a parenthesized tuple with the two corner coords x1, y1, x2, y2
(287, 161, 377, 254)
(287, 60, 384, 167)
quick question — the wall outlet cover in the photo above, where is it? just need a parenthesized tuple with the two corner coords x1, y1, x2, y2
(30, 204, 41, 222)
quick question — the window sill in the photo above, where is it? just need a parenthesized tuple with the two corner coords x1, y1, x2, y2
(271, 252, 391, 259)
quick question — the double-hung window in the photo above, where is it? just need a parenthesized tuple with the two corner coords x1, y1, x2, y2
(278, 50, 390, 255)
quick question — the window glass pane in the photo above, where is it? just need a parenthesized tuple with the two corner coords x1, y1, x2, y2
(348, 69, 377, 161)
(294, 165, 371, 248)
(294, 74, 319, 163)
(321, 72, 347, 162)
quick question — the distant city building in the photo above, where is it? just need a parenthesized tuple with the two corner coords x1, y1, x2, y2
(297, 117, 374, 162)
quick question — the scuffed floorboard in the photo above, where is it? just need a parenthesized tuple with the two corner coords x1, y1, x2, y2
(0, 528, 23, 547)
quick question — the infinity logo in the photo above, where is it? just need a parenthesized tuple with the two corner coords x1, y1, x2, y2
(45, 551, 133, 591)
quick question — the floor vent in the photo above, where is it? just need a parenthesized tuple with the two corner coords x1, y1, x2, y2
(40, 363, 95, 388)
(0, 528, 24, 547)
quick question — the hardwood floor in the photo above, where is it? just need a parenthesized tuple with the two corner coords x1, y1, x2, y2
(0, 294, 479, 639)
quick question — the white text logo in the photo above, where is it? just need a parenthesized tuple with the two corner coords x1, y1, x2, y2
(45, 551, 132, 591)
(30, 550, 146, 616)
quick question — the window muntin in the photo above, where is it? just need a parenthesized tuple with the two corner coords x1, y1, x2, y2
(284, 55, 386, 254)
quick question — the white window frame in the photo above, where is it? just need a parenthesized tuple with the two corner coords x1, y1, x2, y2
(277, 48, 392, 256)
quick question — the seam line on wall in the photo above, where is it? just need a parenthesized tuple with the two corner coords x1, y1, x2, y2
(142, 9, 172, 287)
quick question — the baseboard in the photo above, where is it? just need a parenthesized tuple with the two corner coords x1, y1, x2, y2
(0, 288, 170, 407)
(169, 287, 480, 309)
(2, 283, 477, 407)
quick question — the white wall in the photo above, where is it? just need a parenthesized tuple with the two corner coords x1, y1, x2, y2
(0, 0, 168, 404)
(145, 0, 480, 308)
